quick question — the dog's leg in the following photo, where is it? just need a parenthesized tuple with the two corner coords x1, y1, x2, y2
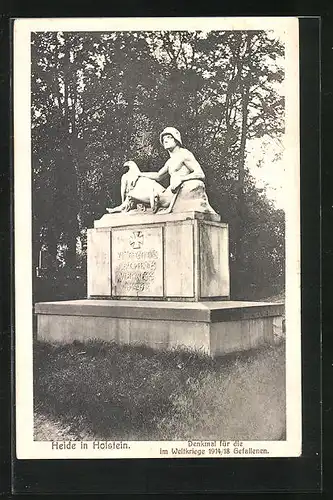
(106, 202, 125, 214)
(124, 196, 136, 212)
(150, 190, 160, 214)
(164, 186, 181, 214)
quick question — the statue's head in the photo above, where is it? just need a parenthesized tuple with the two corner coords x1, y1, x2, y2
(160, 127, 182, 150)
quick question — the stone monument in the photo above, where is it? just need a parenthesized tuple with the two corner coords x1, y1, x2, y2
(35, 127, 283, 357)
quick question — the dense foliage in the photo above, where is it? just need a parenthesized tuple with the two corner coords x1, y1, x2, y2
(31, 30, 285, 299)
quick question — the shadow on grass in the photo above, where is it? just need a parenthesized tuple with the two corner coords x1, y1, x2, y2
(34, 338, 286, 441)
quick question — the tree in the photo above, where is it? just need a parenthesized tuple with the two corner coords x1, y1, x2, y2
(31, 29, 285, 300)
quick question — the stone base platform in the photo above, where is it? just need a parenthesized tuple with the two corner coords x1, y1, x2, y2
(35, 299, 284, 357)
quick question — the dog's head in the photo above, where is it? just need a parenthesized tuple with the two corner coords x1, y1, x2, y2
(123, 160, 140, 173)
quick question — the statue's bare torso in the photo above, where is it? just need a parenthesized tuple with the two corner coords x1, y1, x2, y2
(165, 149, 193, 180)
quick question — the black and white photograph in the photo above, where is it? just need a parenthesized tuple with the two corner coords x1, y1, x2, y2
(14, 17, 301, 459)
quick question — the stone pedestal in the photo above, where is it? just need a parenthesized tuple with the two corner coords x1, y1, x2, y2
(35, 211, 284, 357)
(87, 212, 230, 301)
(35, 299, 283, 357)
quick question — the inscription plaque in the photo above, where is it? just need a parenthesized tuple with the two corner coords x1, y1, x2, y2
(112, 227, 163, 297)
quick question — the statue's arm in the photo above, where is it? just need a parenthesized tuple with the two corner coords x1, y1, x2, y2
(140, 164, 169, 182)
(181, 151, 205, 181)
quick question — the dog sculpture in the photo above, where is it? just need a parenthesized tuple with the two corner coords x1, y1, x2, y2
(106, 161, 166, 214)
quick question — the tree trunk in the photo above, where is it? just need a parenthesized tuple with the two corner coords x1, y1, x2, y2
(238, 84, 250, 198)
(59, 35, 80, 270)
(233, 34, 252, 297)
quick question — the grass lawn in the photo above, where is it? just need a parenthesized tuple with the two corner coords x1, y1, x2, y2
(34, 338, 286, 442)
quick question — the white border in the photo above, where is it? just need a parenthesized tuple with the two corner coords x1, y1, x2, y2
(14, 16, 301, 459)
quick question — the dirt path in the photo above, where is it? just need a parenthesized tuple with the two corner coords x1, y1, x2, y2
(34, 413, 94, 441)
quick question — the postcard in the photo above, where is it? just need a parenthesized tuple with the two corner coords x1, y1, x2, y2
(14, 16, 301, 459)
